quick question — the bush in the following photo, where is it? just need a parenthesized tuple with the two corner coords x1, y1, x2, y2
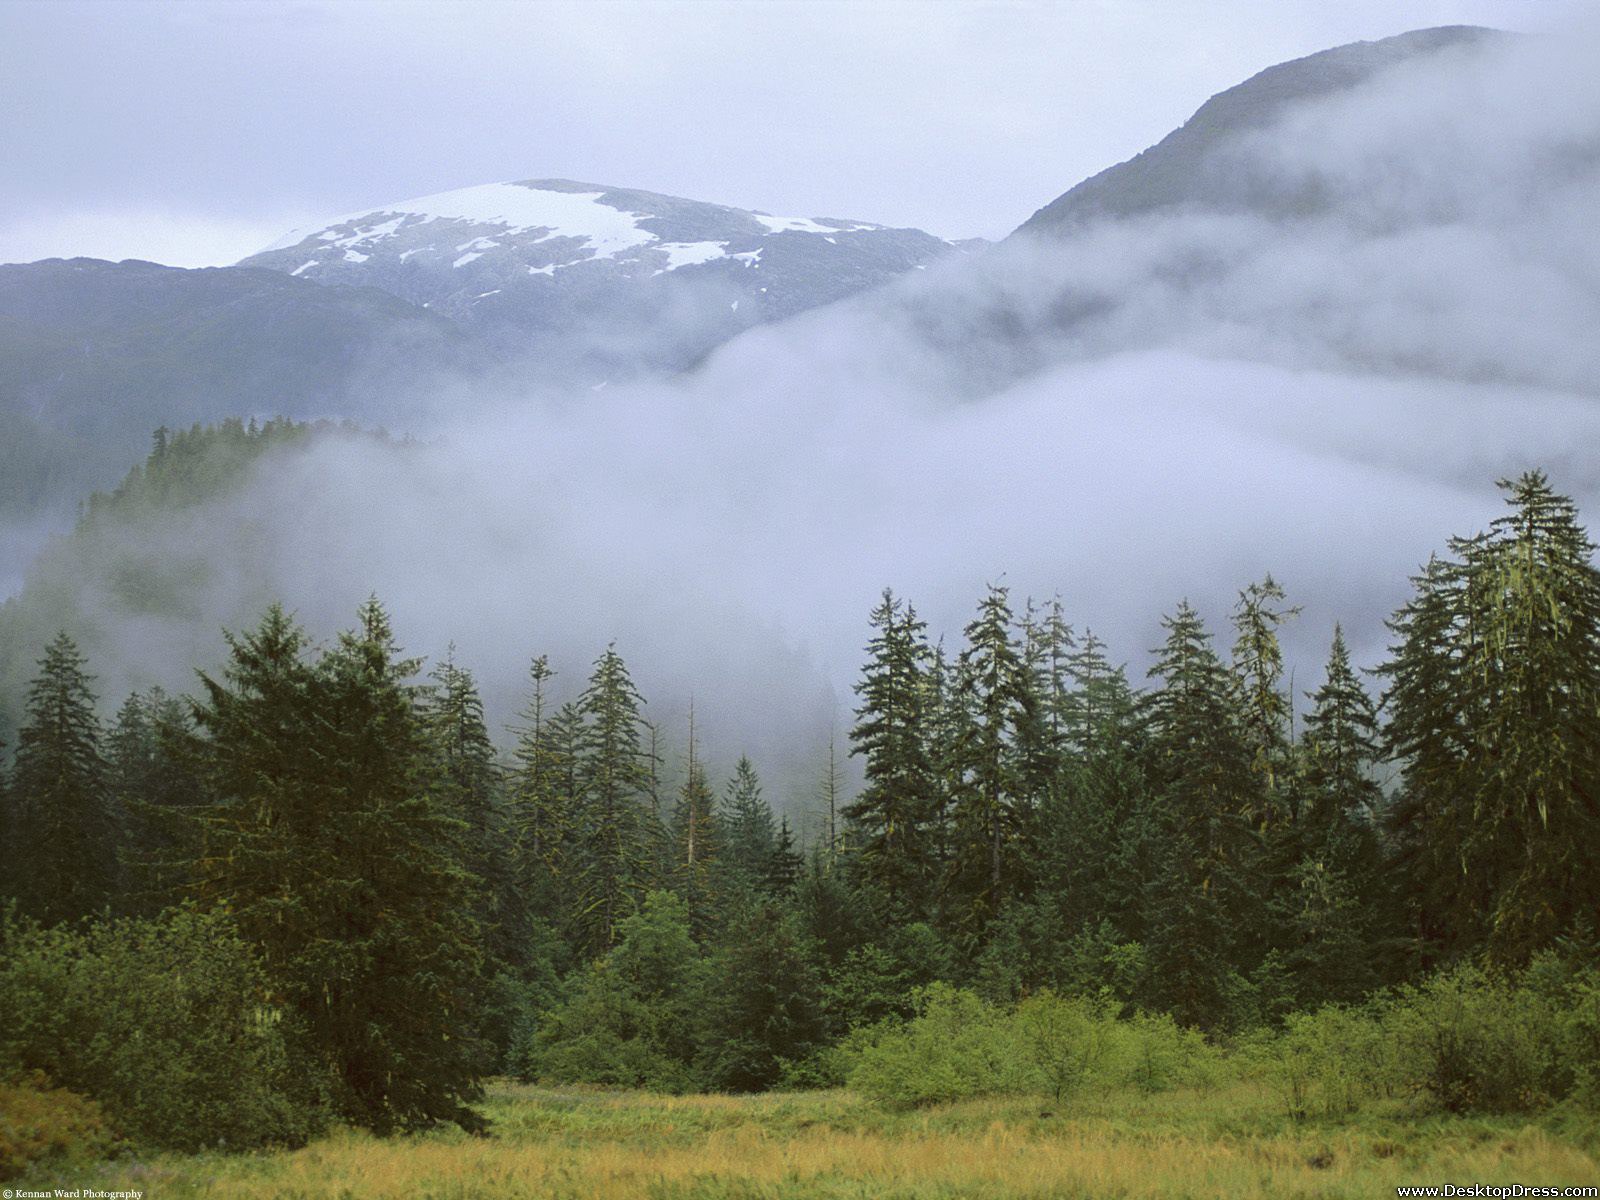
(1383, 964, 1565, 1113)
(1524, 952, 1600, 1107)
(1013, 991, 1117, 1100)
(1110, 1011, 1222, 1094)
(0, 1074, 117, 1181)
(1247, 1005, 1395, 1120)
(844, 984, 1225, 1108)
(846, 985, 1025, 1107)
(520, 892, 706, 1092)
(0, 905, 321, 1151)
(1559, 969, 1600, 1106)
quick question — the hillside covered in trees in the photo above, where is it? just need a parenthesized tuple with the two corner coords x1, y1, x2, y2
(2, 456, 1598, 1168)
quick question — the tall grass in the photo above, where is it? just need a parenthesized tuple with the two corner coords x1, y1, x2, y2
(53, 1083, 1600, 1200)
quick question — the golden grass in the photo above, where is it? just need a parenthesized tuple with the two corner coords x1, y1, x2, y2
(61, 1083, 1600, 1200)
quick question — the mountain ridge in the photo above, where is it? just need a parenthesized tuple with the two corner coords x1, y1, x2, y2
(1016, 25, 1506, 235)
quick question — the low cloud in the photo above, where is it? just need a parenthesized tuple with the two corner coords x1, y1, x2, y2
(6, 25, 1599, 815)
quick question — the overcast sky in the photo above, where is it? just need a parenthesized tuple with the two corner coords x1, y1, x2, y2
(0, 0, 1584, 266)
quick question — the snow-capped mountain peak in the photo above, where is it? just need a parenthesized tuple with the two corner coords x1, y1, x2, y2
(242, 178, 971, 380)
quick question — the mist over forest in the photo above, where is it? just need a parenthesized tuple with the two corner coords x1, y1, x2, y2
(4, 24, 1599, 808)
(4, 7, 1600, 1190)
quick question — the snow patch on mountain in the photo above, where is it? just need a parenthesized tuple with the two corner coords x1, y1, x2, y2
(753, 214, 879, 236)
(654, 241, 728, 273)
(263, 182, 659, 266)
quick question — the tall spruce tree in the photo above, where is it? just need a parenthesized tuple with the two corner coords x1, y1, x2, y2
(766, 815, 805, 896)
(509, 655, 572, 914)
(817, 731, 843, 866)
(1271, 626, 1390, 1003)
(1473, 473, 1600, 961)
(670, 705, 721, 938)
(721, 755, 777, 887)
(6, 633, 116, 924)
(427, 650, 500, 884)
(1039, 633, 1146, 943)
(426, 649, 522, 1058)
(110, 686, 204, 913)
(1023, 594, 1076, 756)
(572, 645, 653, 954)
(1062, 629, 1135, 757)
(1302, 626, 1383, 824)
(190, 600, 488, 1132)
(1380, 552, 1478, 964)
(946, 583, 1041, 936)
(1230, 576, 1300, 823)
(846, 589, 938, 916)
(697, 902, 824, 1092)
(1138, 602, 1262, 1028)
(1384, 473, 1600, 964)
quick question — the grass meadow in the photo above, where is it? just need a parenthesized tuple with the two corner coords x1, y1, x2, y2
(40, 1081, 1600, 1200)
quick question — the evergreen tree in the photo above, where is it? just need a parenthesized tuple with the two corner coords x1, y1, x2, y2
(697, 903, 824, 1091)
(921, 638, 960, 880)
(845, 589, 938, 915)
(1138, 602, 1262, 1029)
(1302, 626, 1383, 824)
(572, 645, 653, 954)
(1023, 594, 1076, 755)
(766, 815, 805, 896)
(669, 705, 721, 938)
(1230, 575, 1300, 823)
(426, 650, 520, 1052)
(945, 583, 1041, 936)
(1384, 473, 1600, 964)
(817, 731, 843, 866)
(1473, 474, 1600, 962)
(1275, 625, 1390, 1002)
(427, 649, 499, 884)
(110, 686, 204, 913)
(6, 633, 115, 924)
(190, 600, 488, 1133)
(720, 755, 777, 886)
(1380, 552, 1478, 964)
(1062, 629, 1136, 757)
(509, 655, 573, 912)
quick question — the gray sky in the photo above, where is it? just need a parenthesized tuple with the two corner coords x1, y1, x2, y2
(0, 0, 1581, 266)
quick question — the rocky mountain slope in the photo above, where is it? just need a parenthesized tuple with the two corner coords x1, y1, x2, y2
(1016, 26, 1502, 233)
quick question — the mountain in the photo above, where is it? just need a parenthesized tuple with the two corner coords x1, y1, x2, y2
(868, 24, 1597, 401)
(0, 257, 474, 523)
(240, 178, 971, 379)
(1017, 26, 1503, 234)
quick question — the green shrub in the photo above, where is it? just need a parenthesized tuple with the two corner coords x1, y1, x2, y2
(520, 893, 706, 1093)
(0, 1074, 118, 1181)
(0, 905, 321, 1151)
(1013, 991, 1117, 1100)
(844, 985, 1223, 1108)
(1110, 1011, 1222, 1094)
(1248, 1005, 1395, 1120)
(1560, 970, 1600, 1106)
(1384, 965, 1564, 1113)
(846, 984, 1025, 1107)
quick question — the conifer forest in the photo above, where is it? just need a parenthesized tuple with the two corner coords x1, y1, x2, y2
(3, 428, 1599, 1195)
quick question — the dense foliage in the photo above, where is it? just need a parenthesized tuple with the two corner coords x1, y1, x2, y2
(0, 904, 315, 1151)
(2, 457, 1598, 1150)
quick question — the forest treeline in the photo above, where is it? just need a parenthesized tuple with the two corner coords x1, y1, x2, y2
(1, 428, 1598, 1156)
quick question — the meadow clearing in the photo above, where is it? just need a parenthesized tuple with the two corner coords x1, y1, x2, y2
(40, 1081, 1600, 1200)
